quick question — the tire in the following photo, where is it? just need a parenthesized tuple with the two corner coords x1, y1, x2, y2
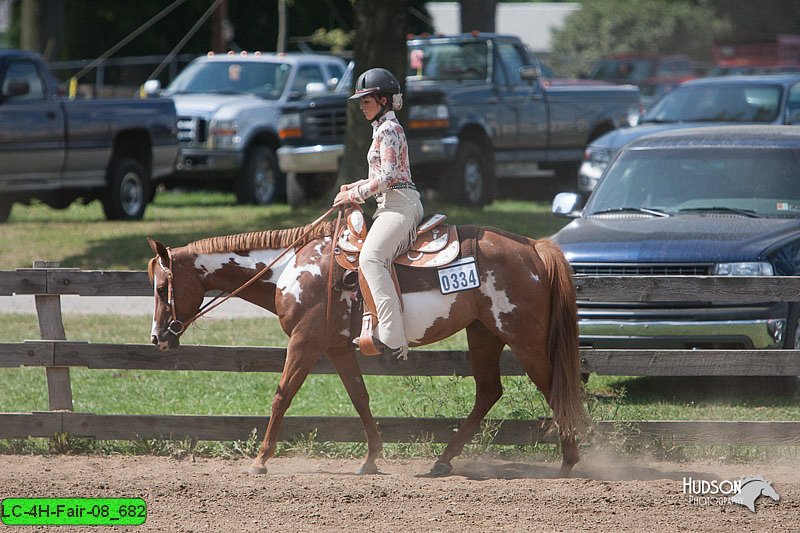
(235, 145, 284, 205)
(286, 172, 308, 208)
(776, 303, 800, 393)
(102, 157, 150, 221)
(452, 141, 493, 207)
(0, 199, 11, 223)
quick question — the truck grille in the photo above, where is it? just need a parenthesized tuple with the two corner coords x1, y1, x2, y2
(302, 108, 347, 142)
(176, 116, 208, 147)
(572, 263, 711, 276)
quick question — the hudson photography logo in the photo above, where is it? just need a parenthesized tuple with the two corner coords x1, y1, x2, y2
(682, 475, 780, 512)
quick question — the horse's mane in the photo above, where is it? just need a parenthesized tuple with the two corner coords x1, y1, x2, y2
(186, 220, 337, 255)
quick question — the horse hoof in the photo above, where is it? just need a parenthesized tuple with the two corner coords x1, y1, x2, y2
(557, 466, 574, 478)
(358, 462, 379, 475)
(428, 461, 453, 477)
(247, 465, 268, 475)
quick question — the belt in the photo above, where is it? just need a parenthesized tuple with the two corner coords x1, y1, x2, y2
(388, 183, 417, 191)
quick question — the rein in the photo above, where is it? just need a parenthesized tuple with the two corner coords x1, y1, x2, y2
(161, 206, 343, 338)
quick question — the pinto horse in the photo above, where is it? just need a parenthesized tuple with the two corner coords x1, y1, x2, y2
(147, 213, 587, 477)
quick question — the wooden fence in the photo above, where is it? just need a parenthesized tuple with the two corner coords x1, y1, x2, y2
(1, 264, 800, 447)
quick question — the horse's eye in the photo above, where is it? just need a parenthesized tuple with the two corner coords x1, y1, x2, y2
(156, 286, 168, 297)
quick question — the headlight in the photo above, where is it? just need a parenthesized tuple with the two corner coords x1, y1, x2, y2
(712, 262, 774, 276)
(408, 104, 449, 129)
(209, 119, 241, 149)
(278, 113, 302, 139)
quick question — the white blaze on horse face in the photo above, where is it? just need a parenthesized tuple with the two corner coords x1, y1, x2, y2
(150, 274, 160, 338)
(402, 291, 459, 343)
(481, 270, 515, 332)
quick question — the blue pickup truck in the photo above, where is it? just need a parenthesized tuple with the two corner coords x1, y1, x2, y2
(0, 50, 178, 222)
(277, 33, 640, 207)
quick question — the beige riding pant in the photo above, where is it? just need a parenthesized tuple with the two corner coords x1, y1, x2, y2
(360, 188, 424, 349)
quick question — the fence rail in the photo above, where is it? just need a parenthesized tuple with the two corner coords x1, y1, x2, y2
(1, 266, 799, 447)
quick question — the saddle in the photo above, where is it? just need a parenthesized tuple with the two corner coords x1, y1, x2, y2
(333, 206, 462, 356)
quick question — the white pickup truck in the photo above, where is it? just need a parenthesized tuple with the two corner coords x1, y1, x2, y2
(145, 52, 347, 205)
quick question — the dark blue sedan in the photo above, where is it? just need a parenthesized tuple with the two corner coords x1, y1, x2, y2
(552, 125, 800, 350)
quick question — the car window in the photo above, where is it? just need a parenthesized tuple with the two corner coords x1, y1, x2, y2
(788, 82, 800, 124)
(166, 60, 292, 99)
(290, 64, 324, 94)
(643, 84, 781, 123)
(326, 62, 344, 84)
(587, 147, 800, 217)
(496, 42, 527, 86)
(2, 60, 45, 102)
(407, 41, 489, 81)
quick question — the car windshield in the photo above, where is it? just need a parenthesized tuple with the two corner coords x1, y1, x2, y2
(166, 60, 292, 100)
(407, 41, 489, 81)
(589, 58, 655, 83)
(585, 146, 800, 218)
(641, 84, 782, 123)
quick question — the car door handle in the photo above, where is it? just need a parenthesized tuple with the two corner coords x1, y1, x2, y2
(46, 111, 57, 119)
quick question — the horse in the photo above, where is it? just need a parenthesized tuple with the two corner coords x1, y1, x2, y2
(146, 211, 587, 477)
(729, 476, 780, 512)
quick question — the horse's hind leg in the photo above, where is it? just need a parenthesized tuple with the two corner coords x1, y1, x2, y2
(327, 346, 383, 475)
(248, 334, 321, 475)
(429, 321, 505, 477)
(507, 341, 579, 478)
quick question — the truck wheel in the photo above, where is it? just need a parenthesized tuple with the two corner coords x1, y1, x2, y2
(0, 200, 11, 223)
(452, 141, 492, 207)
(286, 172, 308, 207)
(102, 157, 150, 221)
(777, 303, 800, 393)
(236, 145, 284, 205)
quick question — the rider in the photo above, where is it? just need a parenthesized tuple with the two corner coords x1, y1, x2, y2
(333, 67, 424, 359)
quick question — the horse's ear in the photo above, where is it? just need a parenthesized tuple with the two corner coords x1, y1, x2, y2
(147, 238, 170, 263)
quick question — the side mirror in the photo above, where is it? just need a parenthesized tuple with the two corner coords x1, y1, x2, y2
(142, 79, 161, 98)
(519, 66, 541, 82)
(552, 192, 583, 218)
(4, 79, 30, 97)
(305, 82, 327, 94)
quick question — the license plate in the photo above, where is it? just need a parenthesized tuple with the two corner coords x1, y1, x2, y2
(438, 257, 480, 294)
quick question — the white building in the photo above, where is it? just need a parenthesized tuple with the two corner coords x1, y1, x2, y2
(425, 1, 581, 53)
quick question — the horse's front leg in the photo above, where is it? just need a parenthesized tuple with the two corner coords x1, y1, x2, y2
(327, 346, 383, 474)
(248, 334, 322, 475)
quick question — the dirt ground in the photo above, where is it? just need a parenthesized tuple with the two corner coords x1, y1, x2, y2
(1, 452, 798, 532)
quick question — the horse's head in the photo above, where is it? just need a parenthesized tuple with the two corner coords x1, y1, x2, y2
(147, 238, 205, 351)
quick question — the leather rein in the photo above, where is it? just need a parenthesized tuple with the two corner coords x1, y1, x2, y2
(159, 206, 344, 339)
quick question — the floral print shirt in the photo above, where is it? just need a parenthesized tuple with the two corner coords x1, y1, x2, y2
(350, 111, 413, 202)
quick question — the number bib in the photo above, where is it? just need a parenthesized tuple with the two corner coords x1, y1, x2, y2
(437, 257, 480, 294)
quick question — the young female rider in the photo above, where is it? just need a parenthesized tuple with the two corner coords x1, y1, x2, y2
(332, 68, 424, 359)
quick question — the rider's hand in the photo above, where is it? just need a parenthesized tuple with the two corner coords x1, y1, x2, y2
(332, 190, 351, 207)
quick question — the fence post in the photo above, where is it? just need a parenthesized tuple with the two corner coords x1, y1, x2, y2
(33, 260, 73, 411)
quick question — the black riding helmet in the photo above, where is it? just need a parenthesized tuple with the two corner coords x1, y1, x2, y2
(349, 68, 401, 100)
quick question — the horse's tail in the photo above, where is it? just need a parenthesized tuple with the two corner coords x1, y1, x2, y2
(535, 239, 588, 438)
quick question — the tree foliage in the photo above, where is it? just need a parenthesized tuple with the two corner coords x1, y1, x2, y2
(550, 0, 730, 77)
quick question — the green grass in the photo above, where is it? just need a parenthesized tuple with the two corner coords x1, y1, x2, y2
(2, 191, 799, 461)
(0, 190, 568, 270)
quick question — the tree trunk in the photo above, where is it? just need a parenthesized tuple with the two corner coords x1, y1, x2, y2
(460, 0, 497, 33)
(20, 0, 64, 60)
(338, 0, 410, 191)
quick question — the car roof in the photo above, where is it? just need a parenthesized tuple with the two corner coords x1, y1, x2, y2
(683, 74, 800, 87)
(0, 49, 41, 60)
(626, 125, 800, 149)
(194, 53, 344, 65)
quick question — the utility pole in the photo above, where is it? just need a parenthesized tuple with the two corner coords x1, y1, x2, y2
(277, 0, 287, 53)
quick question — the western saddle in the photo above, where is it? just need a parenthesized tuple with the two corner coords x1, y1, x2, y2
(333, 206, 460, 356)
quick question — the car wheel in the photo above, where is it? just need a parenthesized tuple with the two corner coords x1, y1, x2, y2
(102, 157, 150, 220)
(452, 141, 493, 207)
(236, 145, 284, 205)
(778, 303, 800, 392)
(0, 199, 11, 223)
(286, 172, 308, 208)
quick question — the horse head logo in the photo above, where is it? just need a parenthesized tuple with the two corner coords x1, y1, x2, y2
(729, 475, 780, 512)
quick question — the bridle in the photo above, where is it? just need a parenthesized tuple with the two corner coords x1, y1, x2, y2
(157, 206, 344, 339)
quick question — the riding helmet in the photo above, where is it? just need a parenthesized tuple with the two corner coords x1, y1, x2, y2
(349, 68, 401, 100)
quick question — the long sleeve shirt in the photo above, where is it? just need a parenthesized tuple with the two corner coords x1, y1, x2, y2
(348, 111, 413, 202)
